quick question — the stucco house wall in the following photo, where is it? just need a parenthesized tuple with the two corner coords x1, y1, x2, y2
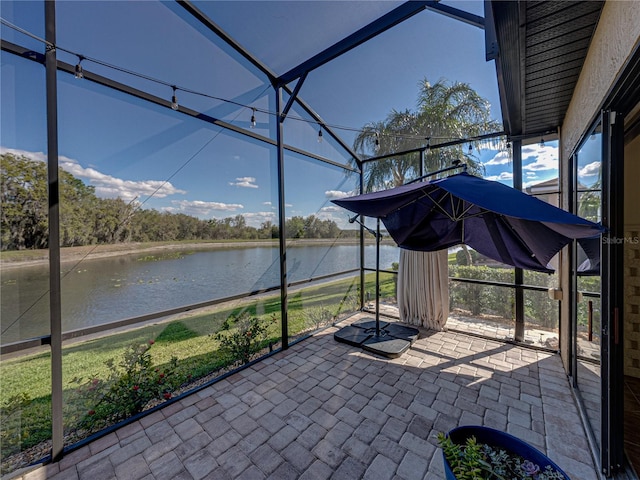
(559, 0, 640, 371)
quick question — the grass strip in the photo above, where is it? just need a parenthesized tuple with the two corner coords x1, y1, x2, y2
(1, 272, 396, 460)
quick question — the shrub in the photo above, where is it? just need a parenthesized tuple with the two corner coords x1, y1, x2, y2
(214, 313, 274, 366)
(304, 306, 335, 331)
(71, 340, 180, 431)
(455, 248, 478, 266)
(449, 265, 514, 317)
(337, 290, 360, 316)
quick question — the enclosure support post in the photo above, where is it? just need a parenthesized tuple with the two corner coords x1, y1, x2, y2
(359, 174, 365, 311)
(375, 218, 381, 334)
(513, 139, 525, 342)
(45, 0, 64, 462)
(276, 87, 289, 349)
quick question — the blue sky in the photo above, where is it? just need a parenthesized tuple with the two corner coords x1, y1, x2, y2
(1, 1, 565, 230)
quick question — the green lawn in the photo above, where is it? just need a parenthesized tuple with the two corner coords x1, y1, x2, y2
(0, 272, 397, 462)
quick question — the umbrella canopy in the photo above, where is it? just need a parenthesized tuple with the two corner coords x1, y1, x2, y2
(577, 236, 601, 275)
(333, 172, 604, 272)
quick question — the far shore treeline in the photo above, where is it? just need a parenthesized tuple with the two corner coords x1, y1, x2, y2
(1, 154, 358, 251)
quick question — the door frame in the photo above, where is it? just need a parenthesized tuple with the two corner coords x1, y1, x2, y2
(599, 109, 625, 476)
(568, 109, 625, 476)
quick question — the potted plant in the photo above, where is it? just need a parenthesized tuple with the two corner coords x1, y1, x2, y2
(438, 425, 571, 479)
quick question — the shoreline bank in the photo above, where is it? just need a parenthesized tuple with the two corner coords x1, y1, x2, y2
(0, 238, 386, 270)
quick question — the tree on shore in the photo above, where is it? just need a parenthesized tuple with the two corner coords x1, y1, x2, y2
(0, 153, 345, 251)
(1, 154, 49, 250)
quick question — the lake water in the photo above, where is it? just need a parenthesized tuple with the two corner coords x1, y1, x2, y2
(0, 244, 400, 344)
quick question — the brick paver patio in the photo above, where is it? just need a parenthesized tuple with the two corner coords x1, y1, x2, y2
(15, 313, 598, 480)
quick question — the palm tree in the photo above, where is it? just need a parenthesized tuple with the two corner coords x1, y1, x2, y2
(351, 78, 504, 328)
(354, 77, 503, 192)
(354, 109, 422, 191)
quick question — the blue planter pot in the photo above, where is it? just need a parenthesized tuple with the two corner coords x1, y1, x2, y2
(443, 425, 571, 480)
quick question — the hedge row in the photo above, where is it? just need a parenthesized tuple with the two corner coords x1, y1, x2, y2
(448, 266, 601, 330)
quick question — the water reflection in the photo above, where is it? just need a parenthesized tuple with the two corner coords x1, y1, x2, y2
(1, 244, 399, 343)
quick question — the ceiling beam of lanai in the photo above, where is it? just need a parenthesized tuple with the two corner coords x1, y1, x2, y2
(276, 1, 484, 87)
(176, 0, 361, 165)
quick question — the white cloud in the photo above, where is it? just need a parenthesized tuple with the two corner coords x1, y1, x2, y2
(242, 211, 276, 228)
(63, 161, 186, 201)
(484, 172, 513, 181)
(1, 147, 186, 202)
(578, 161, 601, 178)
(320, 206, 341, 212)
(325, 190, 351, 199)
(318, 205, 361, 228)
(2, 147, 83, 170)
(243, 211, 275, 219)
(481, 145, 558, 180)
(1, 147, 48, 162)
(262, 200, 280, 210)
(522, 144, 558, 172)
(483, 150, 511, 166)
(165, 205, 274, 227)
(316, 210, 342, 223)
(229, 176, 258, 188)
(168, 199, 243, 217)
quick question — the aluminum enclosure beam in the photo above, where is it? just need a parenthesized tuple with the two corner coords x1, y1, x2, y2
(277, 1, 433, 87)
(361, 131, 505, 164)
(424, 2, 484, 30)
(44, 0, 64, 463)
(277, 1, 484, 87)
(281, 73, 307, 121)
(0, 40, 357, 175)
(177, 0, 279, 84)
(175, 0, 361, 165)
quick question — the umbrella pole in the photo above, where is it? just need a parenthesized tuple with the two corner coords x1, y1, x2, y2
(375, 217, 380, 336)
(333, 215, 418, 358)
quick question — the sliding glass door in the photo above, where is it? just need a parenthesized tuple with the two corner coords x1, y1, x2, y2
(571, 110, 625, 476)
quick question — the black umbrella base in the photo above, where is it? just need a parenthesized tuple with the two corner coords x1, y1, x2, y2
(334, 317, 419, 358)
(362, 335, 411, 358)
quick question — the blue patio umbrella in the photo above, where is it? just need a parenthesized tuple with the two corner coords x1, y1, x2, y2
(332, 172, 603, 273)
(577, 236, 601, 275)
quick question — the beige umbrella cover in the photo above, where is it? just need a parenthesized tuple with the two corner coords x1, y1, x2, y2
(397, 249, 449, 330)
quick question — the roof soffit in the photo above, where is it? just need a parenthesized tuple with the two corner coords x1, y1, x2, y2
(490, 0, 604, 139)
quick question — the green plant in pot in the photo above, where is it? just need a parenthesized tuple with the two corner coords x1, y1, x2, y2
(438, 426, 570, 480)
